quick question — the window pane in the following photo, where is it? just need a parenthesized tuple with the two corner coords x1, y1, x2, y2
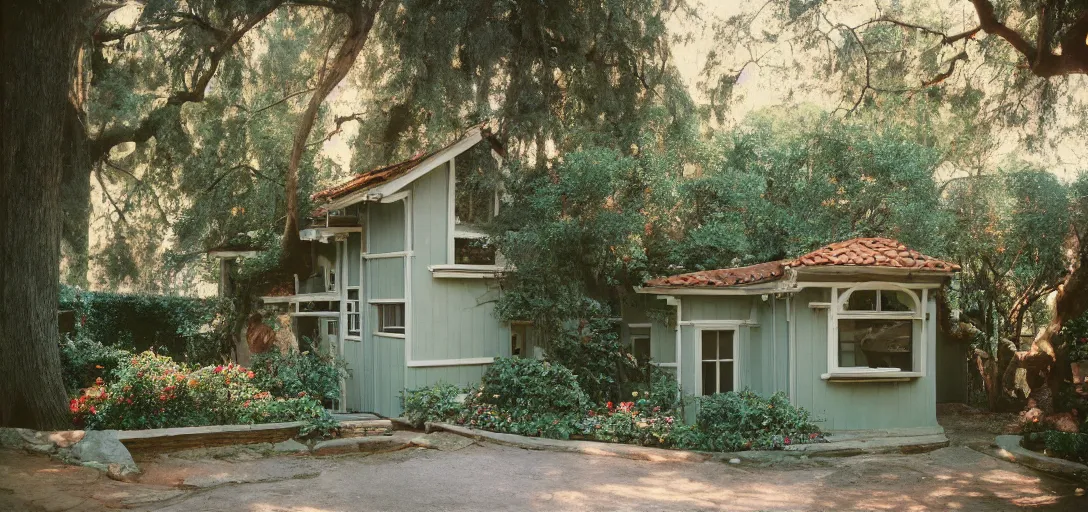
(880, 290, 914, 312)
(454, 237, 497, 265)
(633, 338, 651, 359)
(720, 362, 734, 393)
(845, 290, 877, 311)
(838, 318, 913, 370)
(701, 331, 717, 361)
(377, 304, 405, 334)
(702, 362, 717, 395)
(718, 331, 734, 361)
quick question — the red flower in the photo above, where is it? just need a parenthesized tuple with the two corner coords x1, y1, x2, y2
(298, 391, 306, 398)
(69, 399, 79, 413)
(784, 436, 791, 445)
(214, 365, 224, 374)
(246, 371, 255, 379)
(88, 405, 96, 414)
(606, 401, 614, 410)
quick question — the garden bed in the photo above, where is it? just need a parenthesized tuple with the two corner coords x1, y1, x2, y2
(993, 435, 1088, 482)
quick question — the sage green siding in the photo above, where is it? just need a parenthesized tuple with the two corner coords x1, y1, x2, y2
(342, 337, 363, 411)
(367, 258, 405, 300)
(347, 233, 362, 286)
(361, 334, 406, 415)
(369, 201, 405, 253)
(790, 288, 938, 431)
(405, 162, 509, 381)
(343, 156, 511, 418)
(632, 289, 936, 431)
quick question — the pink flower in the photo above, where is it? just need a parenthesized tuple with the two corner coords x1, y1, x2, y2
(214, 365, 224, 374)
(784, 436, 791, 445)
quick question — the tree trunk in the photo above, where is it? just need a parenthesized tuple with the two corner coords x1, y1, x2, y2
(282, 3, 380, 269)
(1, 0, 88, 429)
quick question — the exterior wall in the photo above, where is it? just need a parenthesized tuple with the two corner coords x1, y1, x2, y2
(402, 161, 510, 414)
(790, 287, 938, 431)
(341, 158, 510, 418)
(630, 287, 937, 431)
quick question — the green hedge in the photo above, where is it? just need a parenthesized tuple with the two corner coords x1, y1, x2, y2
(60, 285, 227, 365)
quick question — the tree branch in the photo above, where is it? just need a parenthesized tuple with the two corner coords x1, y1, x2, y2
(248, 88, 317, 114)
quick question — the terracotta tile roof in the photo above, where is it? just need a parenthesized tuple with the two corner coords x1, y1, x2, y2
(644, 237, 959, 289)
(311, 123, 493, 203)
(790, 237, 960, 272)
(645, 261, 786, 288)
(311, 149, 436, 202)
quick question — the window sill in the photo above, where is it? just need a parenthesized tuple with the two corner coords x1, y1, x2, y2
(373, 332, 406, 339)
(821, 370, 923, 381)
(429, 264, 505, 279)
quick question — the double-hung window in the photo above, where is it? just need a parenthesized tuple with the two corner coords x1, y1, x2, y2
(450, 146, 501, 266)
(700, 330, 735, 395)
(831, 286, 924, 377)
(376, 302, 405, 335)
(630, 326, 651, 361)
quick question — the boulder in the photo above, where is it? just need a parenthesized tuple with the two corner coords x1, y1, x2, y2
(70, 430, 140, 480)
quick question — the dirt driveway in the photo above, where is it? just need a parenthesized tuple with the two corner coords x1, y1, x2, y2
(1, 437, 1085, 512)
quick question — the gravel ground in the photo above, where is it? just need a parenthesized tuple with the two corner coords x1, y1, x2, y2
(1, 409, 1085, 512)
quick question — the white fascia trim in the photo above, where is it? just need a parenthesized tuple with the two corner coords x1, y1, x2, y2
(368, 298, 406, 304)
(627, 323, 652, 329)
(380, 190, 410, 204)
(797, 281, 942, 289)
(299, 226, 362, 243)
(407, 357, 496, 368)
(679, 320, 757, 327)
(652, 362, 678, 368)
(371, 128, 483, 200)
(320, 128, 483, 211)
(637, 286, 800, 296)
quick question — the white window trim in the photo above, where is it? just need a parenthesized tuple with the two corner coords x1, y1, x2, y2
(826, 283, 928, 379)
(446, 152, 502, 267)
(695, 327, 739, 395)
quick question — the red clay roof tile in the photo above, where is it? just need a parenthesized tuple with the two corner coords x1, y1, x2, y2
(645, 237, 959, 289)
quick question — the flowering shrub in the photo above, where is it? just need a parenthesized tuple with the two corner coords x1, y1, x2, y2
(402, 383, 465, 428)
(405, 359, 821, 452)
(71, 351, 336, 436)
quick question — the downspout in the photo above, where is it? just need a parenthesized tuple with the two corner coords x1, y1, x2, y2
(787, 294, 795, 403)
(771, 295, 777, 392)
(666, 296, 682, 388)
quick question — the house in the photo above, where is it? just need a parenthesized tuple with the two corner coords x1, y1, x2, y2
(261, 125, 524, 417)
(631, 237, 960, 431)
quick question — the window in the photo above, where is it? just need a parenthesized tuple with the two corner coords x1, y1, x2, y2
(700, 330, 735, 395)
(346, 289, 361, 336)
(376, 303, 405, 335)
(832, 286, 923, 375)
(450, 145, 501, 266)
(454, 237, 496, 265)
(630, 326, 651, 361)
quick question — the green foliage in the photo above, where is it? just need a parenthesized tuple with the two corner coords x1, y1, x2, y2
(473, 357, 590, 416)
(248, 349, 346, 403)
(59, 285, 227, 364)
(402, 383, 466, 429)
(59, 336, 131, 393)
(1040, 431, 1088, 465)
(688, 391, 822, 451)
(70, 351, 337, 436)
(402, 361, 819, 452)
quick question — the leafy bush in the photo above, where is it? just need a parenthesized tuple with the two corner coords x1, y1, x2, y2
(249, 350, 345, 403)
(458, 358, 590, 438)
(689, 391, 822, 451)
(59, 336, 131, 393)
(545, 317, 640, 404)
(1041, 431, 1088, 465)
(474, 357, 590, 415)
(402, 383, 465, 428)
(70, 351, 337, 436)
(575, 398, 682, 446)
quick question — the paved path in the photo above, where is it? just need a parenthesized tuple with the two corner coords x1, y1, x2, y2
(5, 439, 1083, 511)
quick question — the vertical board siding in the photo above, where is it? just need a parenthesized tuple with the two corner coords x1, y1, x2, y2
(791, 288, 938, 431)
(347, 233, 362, 286)
(368, 201, 405, 253)
(342, 338, 363, 411)
(367, 258, 405, 299)
(362, 335, 406, 417)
